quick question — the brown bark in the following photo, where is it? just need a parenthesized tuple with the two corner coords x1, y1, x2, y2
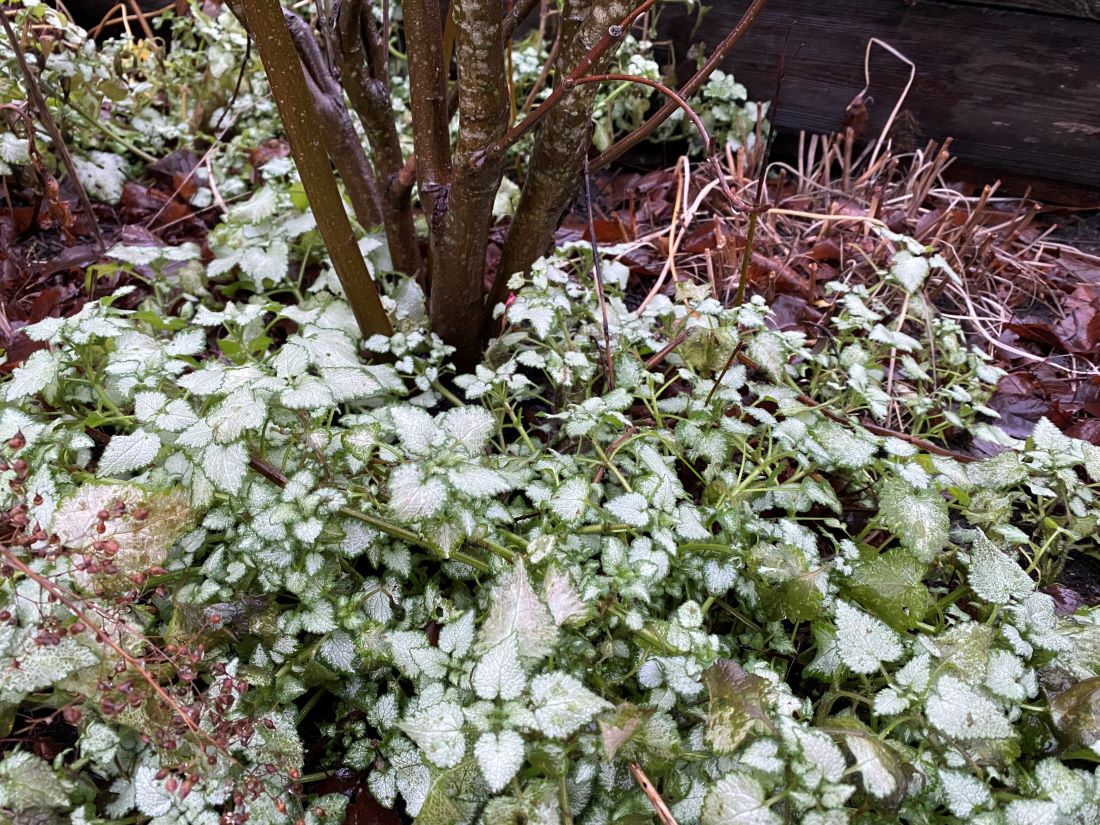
(230, 0, 392, 338)
(402, 0, 452, 231)
(491, 0, 633, 311)
(282, 10, 383, 230)
(431, 0, 510, 369)
(335, 0, 421, 277)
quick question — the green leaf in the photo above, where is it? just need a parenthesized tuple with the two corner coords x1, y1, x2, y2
(843, 550, 933, 632)
(414, 758, 489, 825)
(878, 477, 949, 562)
(702, 660, 774, 754)
(759, 572, 826, 622)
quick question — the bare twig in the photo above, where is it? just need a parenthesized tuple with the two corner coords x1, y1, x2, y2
(0, 548, 209, 740)
(230, 0, 391, 338)
(594, 0, 767, 170)
(0, 9, 105, 251)
(583, 156, 615, 389)
(856, 38, 915, 172)
(477, 0, 657, 164)
(628, 763, 679, 825)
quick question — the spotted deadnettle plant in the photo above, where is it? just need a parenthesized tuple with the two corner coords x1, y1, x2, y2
(3, 236, 1100, 823)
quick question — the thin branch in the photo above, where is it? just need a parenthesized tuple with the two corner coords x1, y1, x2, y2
(593, 0, 767, 170)
(283, 9, 384, 228)
(335, 0, 420, 276)
(628, 763, 680, 825)
(503, 0, 541, 40)
(858, 38, 916, 170)
(230, 0, 392, 338)
(402, 0, 452, 230)
(565, 73, 711, 152)
(476, 0, 657, 164)
(0, 548, 209, 741)
(0, 9, 105, 251)
(583, 156, 615, 389)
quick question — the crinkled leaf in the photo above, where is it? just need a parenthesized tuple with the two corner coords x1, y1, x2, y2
(968, 531, 1034, 605)
(530, 672, 609, 739)
(843, 550, 933, 632)
(97, 429, 161, 477)
(401, 701, 467, 769)
(834, 601, 905, 674)
(477, 561, 556, 660)
(878, 477, 949, 562)
(702, 771, 780, 825)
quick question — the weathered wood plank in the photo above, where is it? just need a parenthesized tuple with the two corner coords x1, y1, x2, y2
(666, 0, 1100, 189)
(944, 0, 1100, 22)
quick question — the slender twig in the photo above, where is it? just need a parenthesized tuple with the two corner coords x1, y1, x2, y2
(565, 73, 710, 152)
(0, 548, 209, 740)
(856, 38, 916, 171)
(628, 763, 679, 825)
(645, 329, 690, 370)
(502, 0, 541, 40)
(0, 9, 105, 251)
(594, 0, 768, 170)
(735, 25, 792, 304)
(476, 0, 657, 164)
(230, 0, 391, 337)
(212, 34, 252, 132)
(583, 156, 615, 389)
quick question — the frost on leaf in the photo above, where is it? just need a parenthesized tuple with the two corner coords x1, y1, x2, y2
(877, 477, 949, 562)
(530, 672, 609, 739)
(442, 406, 495, 455)
(926, 675, 1014, 740)
(967, 531, 1034, 605)
(477, 561, 557, 660)
(392, 405, 440, 455)
(202, 441, 249, 494)
(96, 429, 161, 477)
(834, 601, 904, 674)
(0, 751, 71, 812)
(938, 769, 991, 817)
(702, 659, 774, 754)
(401, 701, 467, 768)
(702, 771, 779, 825)
(5, 349, 61, 401)
(474, 730, 525, 792)
(543, 565, 589, 627)
(889, 250, 931, 294)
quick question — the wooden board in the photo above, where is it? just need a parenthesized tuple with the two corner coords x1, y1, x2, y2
(947, 0, 1100, 21)
(664, 0, 1100, 190)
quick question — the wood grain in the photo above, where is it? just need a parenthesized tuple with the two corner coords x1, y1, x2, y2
(664, 0, 1100, 189)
